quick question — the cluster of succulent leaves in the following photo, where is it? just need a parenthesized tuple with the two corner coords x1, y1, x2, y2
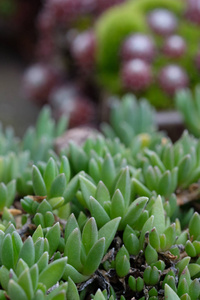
(1, 93, 200, 299)
(176, 85, 200, 139)
(95, 0, 200, 108)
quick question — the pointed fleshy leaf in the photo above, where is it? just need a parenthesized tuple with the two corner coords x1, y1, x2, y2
(149, 227, 160, 251)
(140, 216, 154, 249)
(79, 175, 96, 208)
(32, 165, 47, 196)
(64, 214, 79, 242)
(39, 257, 67, 290)
(89, 197, 110, 228)
(82, 218, 98, 256)
(34, 238, 45, 263)
(11, 231, 23, 266)
(66, 277, 79, 300)
(44, 158, 57, 194)
(63, 173, 80, 204)
(93, 289, 106, 300)
(158, 170, 172, 196)
(189, 278, 200, 299)
(101, 154, 116, 191)
(62, 264, 89, 283)
(151, 195, 165, 234)
(176, 257, 191, 276)
(18, 268, 34, 300)
(179, 267, 192, 287)
(110, 189, 125, 219)
(189, 212, 200, 240)
(121, 197, 148, 229)
(6, 180, 16, 208)
(32, 225, 44, 243)
(116, 254, 130, 278)
(45, 222, 60, 258)
(8, 280, 28, 300)
(0, 265, 10, 290)
(188, 263, 200, 278)
(18, 237, 35, 267)
(145, 244, 158, 265)
(1, 234, 14, 269)
(60, 156, 70, 184)
(98, 217, 121, 254)
(165, 284, 180, 300)
(95, 181, 110, 207)
(163, 223, 176, 250)
(132, 178, 152, 198)
(15, 259, 29, 278)
(115, 167, 130, 208)
(48, 174, 66, 199)
(177, 278, 189, 297)
(64, 228, 82, 271)
(29, 264, 39, 292)
(37, 252, 49, 273)
(83, 238, 105, 276)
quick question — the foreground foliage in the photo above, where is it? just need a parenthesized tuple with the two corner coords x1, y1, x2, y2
(0, 93, 200, 299)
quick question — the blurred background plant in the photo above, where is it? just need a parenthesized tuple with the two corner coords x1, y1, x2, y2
(20, 0, 200, 128)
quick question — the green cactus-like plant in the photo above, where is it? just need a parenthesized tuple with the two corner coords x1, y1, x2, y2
(1, 94, 200, 298)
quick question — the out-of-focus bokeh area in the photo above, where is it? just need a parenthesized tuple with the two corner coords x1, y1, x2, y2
(0, 0, 41, 136)
(1, 0, 200, 136)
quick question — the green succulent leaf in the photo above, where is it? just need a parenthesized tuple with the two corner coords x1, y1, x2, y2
(18, 236, 35, 268)
(18, 268, 34, 300)
(62, 264, 89, 283)
(39, 257, 67, 290)
(64, 228, 82, 271)
(32, 225, 44, 243)
(114, 166, 130, 208)
(32, 165, 47, 196)
(0, 266, 10, 291)
(48, 173, 66, 199)
(79, 175, 96, 208)
(101, 154, 116, 191)
(149, 227, 160, 251)
(60, 156, 71, 185)
(121, 196, 148, 229)
(89, 196, 110, 228)
(177, 278, 189, 297)
(110, 189, 125, 219)
(82, 218, 98, 256)
(151, 195, 165, 235)
(189, 278, 200, 299)
(66, 277, 79, 300)
(189, 212, 200, 240)
(29, 264, 39, 293)
(1, 234, 14, 269)
(45, 222, 60, 258)
(176, 257, 191, 276)
(63, 173, 80, 204)
(8, 280, 28, 300)
(37, 252, 49, 274)
(165, 284, 180, 300)
(95, 181, 110, 207)
(44, 158, 57, 194)
(64, 214, 79, 242)
(98, 217, 121, 254)
(188, 263, 200, 278)
(82, 238, 105, 276)
(145, 244, 158, 265)
(131, 178, 152, 198)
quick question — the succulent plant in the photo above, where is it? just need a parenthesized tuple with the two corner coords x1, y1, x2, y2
(1, 93, 200, 299)
(176, 85, 200, 138)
